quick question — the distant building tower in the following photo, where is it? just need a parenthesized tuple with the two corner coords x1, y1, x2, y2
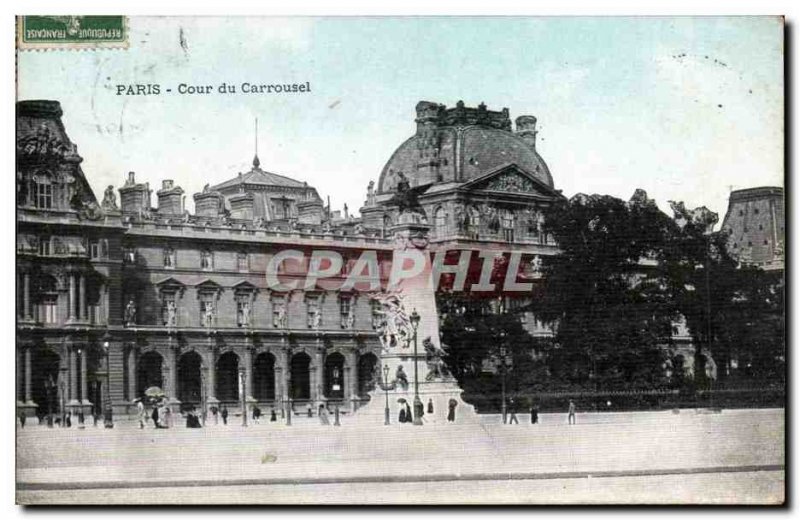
(721, 186, 784, 271)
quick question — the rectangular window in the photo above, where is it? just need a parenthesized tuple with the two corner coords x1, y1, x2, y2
(42, 297, 57, 324)
(39, 237, 51, 256)
(36, 181, 52, 209)
(340, 296, 354, 329)
(90, 241, 100, 259)
(237, 252, 249, 272)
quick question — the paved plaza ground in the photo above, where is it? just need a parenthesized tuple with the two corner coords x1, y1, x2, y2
(16, 408, 784, 504)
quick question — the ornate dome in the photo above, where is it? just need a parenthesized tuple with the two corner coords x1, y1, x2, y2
(378, 101, 553, 194)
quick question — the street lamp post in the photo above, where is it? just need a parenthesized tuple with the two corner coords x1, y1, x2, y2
(102, 333, 113, 428)
(380, 365, 395, 426)
(409, 309, 422, 426)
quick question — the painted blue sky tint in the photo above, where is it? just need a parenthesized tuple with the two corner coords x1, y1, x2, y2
(17, 16, 783, 220)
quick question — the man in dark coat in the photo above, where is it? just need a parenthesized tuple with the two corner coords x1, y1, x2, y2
(221, 405, 228, 425)
(398, 404, 406, 423)
(427, 398, 434, 415)
(530, 403, 539, 424)
(270, 408, 277, 422)
(508, 398, 519, 424)
(404, 402, 413, 423)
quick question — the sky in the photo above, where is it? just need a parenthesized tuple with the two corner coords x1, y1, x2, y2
(17, 16, 783, 222)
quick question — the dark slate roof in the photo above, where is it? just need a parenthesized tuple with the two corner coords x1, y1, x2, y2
(211, 156, 309, 191)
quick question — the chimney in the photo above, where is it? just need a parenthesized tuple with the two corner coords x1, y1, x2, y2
(194, 189, 223, 218)
(297, 199, 324, 225)
(515, 115, 538, 149)
(119, 171, 151, 215)
(228, 191, 255, 220)
(157, 179, 184, 215)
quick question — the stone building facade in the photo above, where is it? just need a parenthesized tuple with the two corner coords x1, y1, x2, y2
(17, 98, 712, 420)
(721, 186, 785, 271)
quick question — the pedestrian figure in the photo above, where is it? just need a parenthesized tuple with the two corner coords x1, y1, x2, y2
(136, 399, 145, 429)
(211, 406, 219, 425)
(163, 406, 172, 428)
(447, 399, 457, 423)
(398, 404, 407, 423)
(318, 404, 330, 425)
(396, 366, 409, 391)
(78, 411, 85, 428)
(530, 403, 539, 425)
(270, 408, 277, 422)
(19, 411, 26, 429)
(253, 406, 261, 424)
(307, 404, 313, 418)
(568, 399, 576, 425)
(151, 405, 160, 428)
(65, 411, 72, 428)
(414, 396, 424, 423)
(221, 405, 228, 425)
(427, 398, 434, 415)
(508, 398, 519, 424)
(404, 402, 413, 424)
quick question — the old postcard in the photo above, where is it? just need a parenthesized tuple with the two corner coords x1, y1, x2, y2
(14, 15, 784, 505)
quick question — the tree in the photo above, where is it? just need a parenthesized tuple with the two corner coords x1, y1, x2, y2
(663, 203, 784, 386)
(531, 191, 678, 391)
(438, 294, 547, 410)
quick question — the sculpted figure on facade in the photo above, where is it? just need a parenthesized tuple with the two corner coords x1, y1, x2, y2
(372, 292, 412, 351)
(273, 299, 288, 329)
(165, 301, 177, 327)
(124, 299, 137, 327)
(101, 185, 118, 211)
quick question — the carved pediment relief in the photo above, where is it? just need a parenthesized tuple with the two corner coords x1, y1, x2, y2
(463, 164, 561, 199)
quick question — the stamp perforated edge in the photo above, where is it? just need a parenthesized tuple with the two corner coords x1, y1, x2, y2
(16, 16, 129, 51)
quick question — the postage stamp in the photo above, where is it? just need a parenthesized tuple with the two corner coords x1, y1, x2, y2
(16, 16, 128, 51)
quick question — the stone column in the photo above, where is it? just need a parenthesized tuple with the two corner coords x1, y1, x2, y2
(79, 347, 89, 404)
(78, 273, 86, 322)
(273, 363, 283, 403)
(16, 349, 22, 404)
(167, 347, 180, 411)
(206, 349, 218, 405)
(244, 347, 254, 402)
(311, 348, 323, 405)
(281, 347, 290, 403)
(25, 347, 33, 404)
(68, 346, 79, 405)
(127, 346, 137, 401)
(68, 274, 76, 321)
(23, 272, 31, 320)
(344, 350, 357, 405)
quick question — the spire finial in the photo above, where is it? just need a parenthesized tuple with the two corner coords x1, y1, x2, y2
(253, 117, 260, 168)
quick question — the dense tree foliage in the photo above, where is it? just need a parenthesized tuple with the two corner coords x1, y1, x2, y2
(438, 190, 784, 404)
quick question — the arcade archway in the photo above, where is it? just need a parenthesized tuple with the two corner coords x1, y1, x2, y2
(290, 352, 311, 400)
(216, 351, 240, 402)
(178, 351, 203, 405)
(253, 352, 275, 401)
(137, 351, 164, 397)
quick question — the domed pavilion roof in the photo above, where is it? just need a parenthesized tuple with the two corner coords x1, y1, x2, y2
(378, 101, 553, 194)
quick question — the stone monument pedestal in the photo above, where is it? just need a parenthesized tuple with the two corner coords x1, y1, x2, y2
(353, 219, 478, 425)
